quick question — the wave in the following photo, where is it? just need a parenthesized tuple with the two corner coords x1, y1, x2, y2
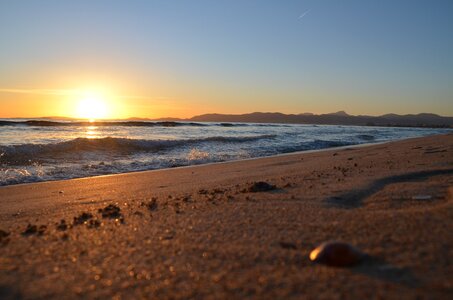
(0, 135, 276, 165)
(311, 139, 355, 148)
(356, 134, 375, 141)
(272, 139, 355, 154)
(219, 123, 245, 127)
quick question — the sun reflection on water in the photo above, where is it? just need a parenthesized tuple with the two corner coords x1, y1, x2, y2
(86, 126, 99, 139)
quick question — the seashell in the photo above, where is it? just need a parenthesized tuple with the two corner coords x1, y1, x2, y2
(309, 241, 364, 267)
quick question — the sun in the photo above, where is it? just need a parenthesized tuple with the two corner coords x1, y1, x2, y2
(76, 92, 108, 121)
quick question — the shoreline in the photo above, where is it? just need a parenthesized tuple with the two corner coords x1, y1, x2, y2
(1, 133, 446, 189)
(0, 133, 452, 299)
(2, 139, 380, 189)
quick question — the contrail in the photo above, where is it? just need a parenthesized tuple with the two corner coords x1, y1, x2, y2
(298, 9, 311, 20)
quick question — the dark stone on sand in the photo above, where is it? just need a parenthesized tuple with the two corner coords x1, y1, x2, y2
(56, 219, 68, 231)
(98, 204, 122, 219)
(87, 219, 101, 228)
(212, 188, 225, 194)
(38, 225, 47, 235)
(248, 181, 277, 193)
(22, 224, 46, 236)
(145, 199, 158, 211)
(198, 189, 208, 195)
(0, 230, 10, 244)
(73, 213, 93, 225)
(309, 241, 364, 267)
(0, 230, 9, 238)
(22, 224, 37, 235)
(182, 195, 192, 202)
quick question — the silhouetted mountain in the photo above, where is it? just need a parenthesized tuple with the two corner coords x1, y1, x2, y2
(9, 112, 453, 128)
(189, 112, 453, 128)
(327, 111, 350, 116)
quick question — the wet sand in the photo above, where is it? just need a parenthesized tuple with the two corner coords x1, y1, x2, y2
(0, 133, 452, 299)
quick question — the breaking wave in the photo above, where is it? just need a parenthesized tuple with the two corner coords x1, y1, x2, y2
(0, 135, 276, 165)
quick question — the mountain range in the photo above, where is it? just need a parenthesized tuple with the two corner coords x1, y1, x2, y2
(148, 111, 453, 128)
(32, 111, 453, 128)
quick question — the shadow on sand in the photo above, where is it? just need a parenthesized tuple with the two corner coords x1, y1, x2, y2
(351, 256, 420, 288)
(325, 168, 453, 209)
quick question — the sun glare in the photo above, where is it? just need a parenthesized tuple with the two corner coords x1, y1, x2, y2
(76, 92, 108, 121)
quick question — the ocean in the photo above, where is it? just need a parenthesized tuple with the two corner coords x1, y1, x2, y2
(0, 119, 450, 186)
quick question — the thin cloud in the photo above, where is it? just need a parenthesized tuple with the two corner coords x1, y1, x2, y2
(0, 88, 76, 96)
(0, 87, 172, 102)
(298, 9, 311, 20)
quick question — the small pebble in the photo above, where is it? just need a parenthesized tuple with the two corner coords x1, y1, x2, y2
(309, 241, 364, 267)
(145, 199, 158, 212)
(22, 224, 47, 236)
(56, 219, 68, 231)
(87, 219, 101, 228)
(248, 181, 276, 193)
(0, 230, 10, 244)
(73, 213, 93, 225)
(98, 205, 122, 219)
(182, 195, 192, 202)
(0, 230, 9, 238)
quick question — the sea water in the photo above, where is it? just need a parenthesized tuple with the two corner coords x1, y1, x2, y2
(0, 119, 450, 186)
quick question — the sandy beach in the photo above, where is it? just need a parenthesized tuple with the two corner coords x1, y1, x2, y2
(0, 133, 452, 299)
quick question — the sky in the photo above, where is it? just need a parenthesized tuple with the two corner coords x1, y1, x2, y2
(0, 0, 452, 119)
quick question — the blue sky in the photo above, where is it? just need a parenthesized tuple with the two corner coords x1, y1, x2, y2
(0, 0, 452, 117)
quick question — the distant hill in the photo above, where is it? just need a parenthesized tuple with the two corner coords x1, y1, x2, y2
(189, 112, 453, 128)
(327, 111, 350, 117)
(10, 112, 453, 128)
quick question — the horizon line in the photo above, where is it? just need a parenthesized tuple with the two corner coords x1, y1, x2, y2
(1, 110, 453, 120)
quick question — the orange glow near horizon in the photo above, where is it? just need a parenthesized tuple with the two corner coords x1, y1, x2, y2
(0, 86, 202, 120)
(5, 84, 438, 119)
